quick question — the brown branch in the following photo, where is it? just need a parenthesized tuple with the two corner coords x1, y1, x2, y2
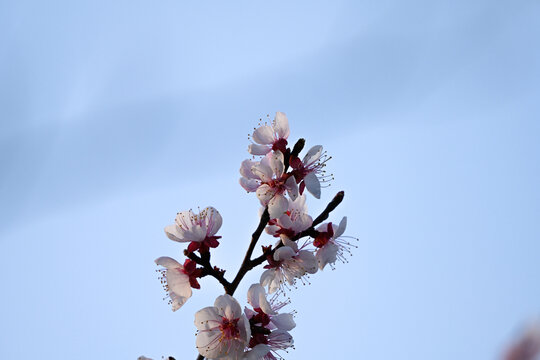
(184, 251, 231, 289)
(226, 207, 270, 295)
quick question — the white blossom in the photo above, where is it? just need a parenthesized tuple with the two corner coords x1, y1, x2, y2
(194, 295, 251, 360)
(248, 112, 290, 156)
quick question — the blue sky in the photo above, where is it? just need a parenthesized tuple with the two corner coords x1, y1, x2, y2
(1, 0, 539, 359)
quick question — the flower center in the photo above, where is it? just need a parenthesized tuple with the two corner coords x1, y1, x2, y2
(219, 317, 240, 339)
(313, 223, 334, 248)
(272, 138, 288, 154)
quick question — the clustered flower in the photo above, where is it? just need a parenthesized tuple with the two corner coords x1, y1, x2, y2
(147, 112, 357, 360)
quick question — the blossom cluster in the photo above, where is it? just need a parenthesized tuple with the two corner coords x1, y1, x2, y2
(146, 112, 357, 360)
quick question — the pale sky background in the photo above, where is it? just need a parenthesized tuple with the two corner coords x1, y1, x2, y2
(1, 0, 539, 359)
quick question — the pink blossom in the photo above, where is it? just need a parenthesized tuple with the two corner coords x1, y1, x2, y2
(266, 195, 313, 240)
(289, 145, 332, 199)
(164, 206, 222, 253)
(313, 216, 357, 270)
(194, 295, 251, 360)
(155, 256, 201, 311)
(240, 151, 299, 219)
(248, 112, 290, 156)
(244, 284, 295, 360)
(260, 244, 318, 294)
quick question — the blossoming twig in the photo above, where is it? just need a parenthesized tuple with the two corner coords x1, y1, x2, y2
(249, 190, 345, 270)
(149, 113, 356, 360)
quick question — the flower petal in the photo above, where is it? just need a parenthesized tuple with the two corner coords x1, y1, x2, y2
(247, 284, 275, 315)
(204, 206, 222, 236)
(285, 176, 299, 201)
(268, 329, 294, 349)
(270, 150, 284, 178)
(304, 172, 321, 199)
(334, 216, 347, 238)
(244, 344, 270, 360)
(194, 306, 221, 330)
(316, 242, 339, 270)
(277, 213, 293, 229)
(252, 125, 275, 145)
(240, 177, 260, 192)
(214, 294, 242, 319)
(196, 329, 222, 358)
(302, 145, 323, 166)
(248, 143, 271, 155)
(256, 184, 275, 205)
(271, 313, 296, 331)
(164, 224, 187, 243)
(291, 213, 313, 233)
(239, 159, 259, 179)
(273, 112, 290, 139)
(280, 237, 299, 252)
(268, 194, 288, 219)
(238, 314, 252, 344)
(296, 250, 318, 274)
(274, 246, 295, 261)
(252, 162, 274, 182)
(154, 256, 182, 269)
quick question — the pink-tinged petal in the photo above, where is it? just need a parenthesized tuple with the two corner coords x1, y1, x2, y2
(281, 237, 299, 252)
(256, 184, 275, 205)
(302, 145, 323, 166)
(260, 269, 275, 288)
(265, 224, 280, 235)
(194, 306, 221, 330)
(290, 194, 308, 214)
(247, 283, 263, 309)
(240, 177, 260, 192)
(316, 242, 339, 270)
(291, 213, 313, 233)
(273, 111, 290, 139)
(252, 125, 275, 145)
(204, 206, 222, 236)
(270, 150, 284, 177)
(247, 284, 275, 315)
(244, 307, 257, 318)
(237, 314, 252, 344)
(155, 256, 182, 269)
(268, 329, 294, 348)
(271, 313, 296, 331)
(316, 222, 329, 232)
(296, 250, 318, 274)
(196, 329, 222, 358)
(164, 224, 188, 243)
(285, 176, 299, 201)
(277, 213, 293, 229)
(175, 210, 196, 230)
(304, 172, 321, 199)
(334, 216, 347, 238)
(248, 143, 271, 155)
(268, 194, 288, 219)
(274, 246, 295, 261)
(166, 269, 192, 295)
(214, 294, 242, 319)
(244, 344, 271, 360)
(190, 224, 207, 242)
(252, 162, 273, 182)
(240, 159, 259, 179)
(260, 269, 282, 294)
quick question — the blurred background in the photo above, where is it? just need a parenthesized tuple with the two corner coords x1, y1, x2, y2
(1, 0, 539, 359)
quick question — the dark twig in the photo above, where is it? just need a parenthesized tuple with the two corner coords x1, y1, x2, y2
(227, 207, 270, 295)
(184, 251, 231, 289)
